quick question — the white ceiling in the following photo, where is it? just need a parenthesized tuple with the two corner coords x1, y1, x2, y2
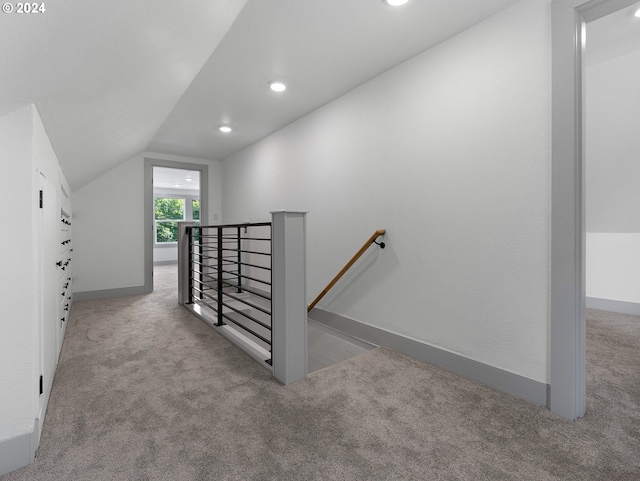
(1, 0, 519, 190)
(0, 0, 248, 190)
(153, 167, 200, 191)
(586, 3, 640, 66)
(147, 0, 521, 161)
(2, 0, 638, 192)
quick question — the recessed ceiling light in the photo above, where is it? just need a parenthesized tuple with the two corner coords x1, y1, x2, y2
(269, 81, 287, 92)
(185, 177, 193, 182)
(635, 7, 640, 17)
(383, 0, 409, 5)
(174, 184, 181, 187)
(219, 125, 232, 133)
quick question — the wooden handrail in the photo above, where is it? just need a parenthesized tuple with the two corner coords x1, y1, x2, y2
(307, 229, 386, 313)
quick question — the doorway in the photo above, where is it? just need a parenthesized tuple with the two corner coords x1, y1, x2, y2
(152, 167, 201, 265)
(584, 6, 640, 315)
(550, 0, 639, 420)
(143, 158, 209, 293)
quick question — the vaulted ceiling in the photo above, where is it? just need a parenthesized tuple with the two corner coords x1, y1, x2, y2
(586, 3, 640, 66)
(1, 0, 248, 190)
(1, 0, 638, 191)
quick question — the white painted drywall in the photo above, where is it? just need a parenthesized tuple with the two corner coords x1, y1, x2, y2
(153, 245, 178, 264)
(586, 50, 640, 303)
(32, 110, 59, 185)
(587, 233, 640, 303)
(586, 50, 640, 233)
(72, 152, 221, 293)
(1, 104, 64, 448)
(0, 106, 37, 442)
(222, 0, 552, 382)
(31, 106, 69, 445)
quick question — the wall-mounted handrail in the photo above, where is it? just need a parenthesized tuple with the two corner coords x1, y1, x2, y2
(307, 229, 386, 313)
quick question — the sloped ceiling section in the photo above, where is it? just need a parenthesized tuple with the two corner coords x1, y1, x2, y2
(2, 0, 638, 193)
(1, 0, 522, 191)
(148, 0, 521, 161)
(0, 0, 248, 190)
(586, 3, 640, 67)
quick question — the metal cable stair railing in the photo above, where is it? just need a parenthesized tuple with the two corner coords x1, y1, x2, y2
(178, 215, 385, 385)
(184, 221, 273, 365)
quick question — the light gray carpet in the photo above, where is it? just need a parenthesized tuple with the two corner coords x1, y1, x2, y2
(2, 265, 639, 480)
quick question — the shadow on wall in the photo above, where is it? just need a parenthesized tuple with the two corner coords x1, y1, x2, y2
(320, 232, 399, 312)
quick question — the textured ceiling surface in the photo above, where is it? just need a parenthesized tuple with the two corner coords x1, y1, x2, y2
(1, 0, 638, 191)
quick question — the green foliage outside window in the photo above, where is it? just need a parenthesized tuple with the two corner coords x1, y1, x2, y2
(155, 198, 184, 243)
(156, 222, 179, 243)
(155, 198, 184, 220)
(192, 199, 200, 220)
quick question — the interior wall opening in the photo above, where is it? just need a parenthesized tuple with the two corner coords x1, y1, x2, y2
(143, 158, 209, 294)
(584, 4, 640, 316)
(152, 167, 201, 266)
(550, 0, 639, 420)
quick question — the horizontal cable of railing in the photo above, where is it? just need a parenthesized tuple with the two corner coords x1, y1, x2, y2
(193, 256, 272, 274)
(186, 222, 273, 363)
(189, 271, 271, 314)
(192, 266, 271, 290)
(190, 294, 272, 345)
(222, 290, 271, 316)
(215, 257, 272, 271)
(191, 270, 271, 295)
(216, 282, 272, 302)
(190, 286, 272, 332)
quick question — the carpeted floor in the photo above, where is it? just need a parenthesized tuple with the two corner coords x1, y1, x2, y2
(2, 265, 639, 480)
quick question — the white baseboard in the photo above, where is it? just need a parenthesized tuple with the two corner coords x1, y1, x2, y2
(586, 297, 640, 316)
(0, 429, 36, 477)
(308, 308, 549, 408)
(73, 285, 149, 302)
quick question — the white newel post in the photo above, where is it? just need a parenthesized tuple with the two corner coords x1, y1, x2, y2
(271, 211, 308, 385)
(177, 221, 194, 305)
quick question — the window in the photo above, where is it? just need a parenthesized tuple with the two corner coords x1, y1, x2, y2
(192, 199, 200, 222)
(155, 198, 184, 243)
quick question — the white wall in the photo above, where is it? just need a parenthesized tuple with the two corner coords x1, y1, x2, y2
(72, 152, 221, 293)
(586, 50, 640, 304)
(154, 245, 178, 264)
(587, 234, 640, 304)
(222, 0, 552, 383)
(0, 105, 65, 450)
(0, 106, 37, 442)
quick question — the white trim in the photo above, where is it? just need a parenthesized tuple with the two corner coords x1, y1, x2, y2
(309, 308, 549, 407)
(74, 285, 148, 302)
(549, 0, 638, 420)
(0, 429, 36, 477)
(586, 297, 640, 316)
(271, 211, 308, 385)
(550, 0, 587, 421)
